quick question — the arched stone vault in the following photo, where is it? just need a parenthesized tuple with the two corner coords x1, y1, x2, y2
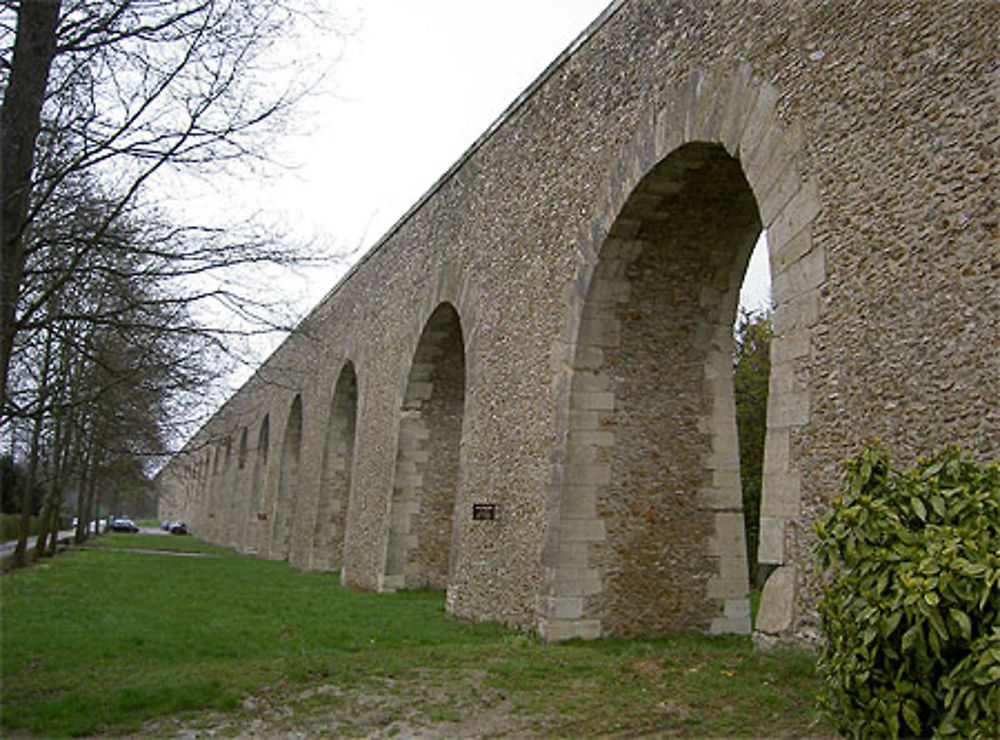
(311, 361, 358, 573)
(270, 394, 304, 560)
(244, 415, 270, 554)
(540, 66, 823, 640)
(157, 2, 998, 646)
(382, 302, 467, 592)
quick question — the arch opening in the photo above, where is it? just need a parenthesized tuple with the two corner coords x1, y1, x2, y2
(231, 427, 249, 549)
(383, 303, 466, 591)
(734, 233, 773, 594)
(547, 142, 765, 639)
(220, 437, 234, 545)
(271, 394, 303, 560)
(237, 427, 249, 471)
(199, 452, 213, 534)
(204, 446, 222, 538)
(312, 362, 358, 572)
(245, 415, 269, 553)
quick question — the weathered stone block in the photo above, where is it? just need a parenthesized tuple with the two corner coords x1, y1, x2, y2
(552, 569, 602, 596)
(769, 180, 821, 250)
(570, 391, 615, 411)
(757, 517, 787, 564)
(554, 541, 590, 569)
(772, 245, 826, 299)
(560, 518, 606, 543)
(571, 430, 616, 447)
(560, 485, 599, 518)
(770, 332, 811, 364)
(739, 81, 780, 160)
(767, 390, 810, 427)
(772, 291, 820, 333)
(565, 464, 611, 487)
(758, 161, 802, 227)
(755, 566, 796, 634)
(761, 473, 801, 517)
(547, 596, 585, 620)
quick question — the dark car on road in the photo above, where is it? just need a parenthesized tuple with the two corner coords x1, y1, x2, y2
(169, 521, 188, 535)
(109, 518, 139, 533)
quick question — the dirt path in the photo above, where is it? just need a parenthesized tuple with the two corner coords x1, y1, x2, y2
(136, 670, 561, 739)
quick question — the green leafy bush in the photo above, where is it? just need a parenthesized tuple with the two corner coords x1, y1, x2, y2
(813, 442, 1000, 737)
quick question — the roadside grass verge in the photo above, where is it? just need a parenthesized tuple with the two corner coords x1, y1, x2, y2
(87, 531, 231, 554)
(2, 539, 830, 737)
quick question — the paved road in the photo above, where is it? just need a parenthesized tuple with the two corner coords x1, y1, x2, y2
(0, 528, 76, 558)
(0, 523, 169, 558)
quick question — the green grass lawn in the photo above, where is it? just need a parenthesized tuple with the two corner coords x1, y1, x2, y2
(2, 536, 830, 737)
(87, 530, 232, 554)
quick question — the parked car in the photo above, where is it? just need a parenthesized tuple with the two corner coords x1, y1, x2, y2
(169, 521, 188, 535)
(109, 518, 139, 533)
(160, 520, 173, 531)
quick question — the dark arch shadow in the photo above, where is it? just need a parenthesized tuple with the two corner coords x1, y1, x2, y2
(312, 361, 359, 572)
(545, 142, 760, 639)
(271, 394, 304, 560)
(244, 414, 270, 554)
(382, 302, 466, 591)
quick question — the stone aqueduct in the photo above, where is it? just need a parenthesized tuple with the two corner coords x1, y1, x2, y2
(156, 0, 999, 644)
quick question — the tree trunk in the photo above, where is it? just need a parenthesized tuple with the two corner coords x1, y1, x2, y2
(11, 329, 54, 567)
(33, 499, 55, 558)
(12, 405, 42, 566)
(0, 0, 61, 415)
(74, 446, 92, 544)
(83, 471, 97, 539)
(85, 448, 103, 538)
(44, 500, 61, 556)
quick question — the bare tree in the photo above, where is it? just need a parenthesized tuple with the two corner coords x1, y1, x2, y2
(0, 0, 343, 566)
(1, 0, 60, 417)
(1, 0, 335, 416)
(6, 178, 233, 564)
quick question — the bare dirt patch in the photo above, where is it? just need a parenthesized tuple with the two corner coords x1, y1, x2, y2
(136, 668, 560, 739)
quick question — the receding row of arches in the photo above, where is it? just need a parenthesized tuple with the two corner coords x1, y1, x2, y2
(188, 361, 362, 570)
(182, 138, 789, 639)
(186, 303, 467, 579)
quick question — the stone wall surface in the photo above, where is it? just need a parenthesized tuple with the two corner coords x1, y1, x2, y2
(157, 0, 999, 644)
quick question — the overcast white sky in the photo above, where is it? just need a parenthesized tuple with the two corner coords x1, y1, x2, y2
(172, 1, 770, 346)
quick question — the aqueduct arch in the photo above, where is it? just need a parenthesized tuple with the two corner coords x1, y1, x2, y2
(243, 415, 269, 554)
(542, 142, 761, 639)
(311, 362, 358, 572)
(270, 394, 304, 560)
(381, 303, 467, 592)
(157, 2, 997, 646)
(226, 427, 249, 547)
(541, 68, 820, 640)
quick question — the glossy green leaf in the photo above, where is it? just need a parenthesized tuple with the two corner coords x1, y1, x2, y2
(949, 609, 972, 641)
(902, 700, 922, 735)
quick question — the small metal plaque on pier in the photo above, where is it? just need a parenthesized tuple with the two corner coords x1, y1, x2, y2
(472, 503, 497, 521)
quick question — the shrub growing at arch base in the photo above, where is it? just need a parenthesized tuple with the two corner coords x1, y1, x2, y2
(813, 442, 1000, 737)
